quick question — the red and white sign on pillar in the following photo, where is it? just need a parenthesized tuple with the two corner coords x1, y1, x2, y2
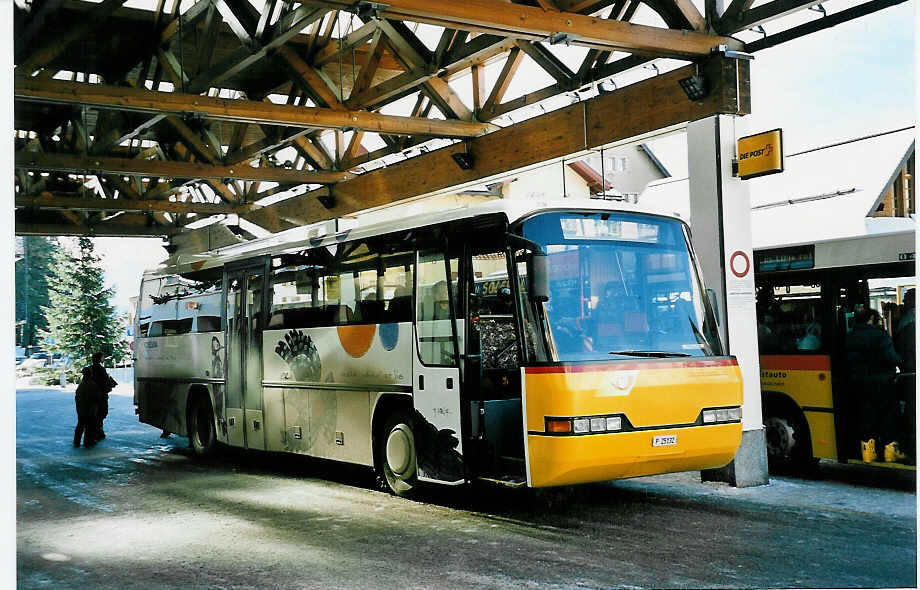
(729, 251, 750, 278)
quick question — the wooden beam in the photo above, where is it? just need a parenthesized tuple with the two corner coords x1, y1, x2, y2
(423, 77, 473, 121)
(14, 0, 66, 62)
(303, 0, 742, 57)
(745, 0, 907, 51)
(312, 21, 380, 66)
(669, 0, 708, 30)
(15, 152, 354, 184)
(244, 55, 750, 231)
(15, 220, 174, 237)
(16, 194, 256, 215)
(717, 0, 824, 32)
(15, 78, 498, 138)
(274, 45, 345, 110)
(18, 0, 128, 73)
(483, 47, 524, 114)
(554, 0, 615, 12)
(348, 29, 385, 100)
(165, 115, 223, 165)
(719, 0, 758, 29)
(293, 135, 335, 170)
(514, 40, 575, 85)
(471, 63, 487, 119)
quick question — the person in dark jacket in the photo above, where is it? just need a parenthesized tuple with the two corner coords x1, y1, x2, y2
(893, 289, 915, 458)
(894, 289, 915, 374)
(89, 352, 117, 442)
(845, 308, 902, 461)
(73, 366, 100, 447)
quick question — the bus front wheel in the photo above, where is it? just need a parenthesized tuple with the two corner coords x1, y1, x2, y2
(379, 411, 419, 498)
(188, 393, 217, 457)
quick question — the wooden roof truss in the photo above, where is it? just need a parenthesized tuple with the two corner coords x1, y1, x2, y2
(12, 0, 904, 238)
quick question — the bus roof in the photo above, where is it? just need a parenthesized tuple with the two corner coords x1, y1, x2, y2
(147, 198, 684, 278)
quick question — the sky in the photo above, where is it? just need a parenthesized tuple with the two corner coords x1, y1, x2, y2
(94, 1, 918, 313)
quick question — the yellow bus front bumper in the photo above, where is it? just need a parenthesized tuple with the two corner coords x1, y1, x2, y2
(527, 423, 743, 488)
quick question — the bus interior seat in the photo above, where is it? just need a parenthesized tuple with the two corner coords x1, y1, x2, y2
(277, 307, 327, 329)
(356, 299, 383, 324)
(385, 296, 412, 323)
(267, 312, 284, 329)
(324, 304, 353, 325)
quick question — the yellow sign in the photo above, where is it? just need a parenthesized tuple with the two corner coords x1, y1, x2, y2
(737, 129, 783, 180)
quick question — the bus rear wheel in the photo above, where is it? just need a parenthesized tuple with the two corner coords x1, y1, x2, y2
(379, 411, 419, 498)
(188, 393, 217, 457)
(764, 412, 814, 475)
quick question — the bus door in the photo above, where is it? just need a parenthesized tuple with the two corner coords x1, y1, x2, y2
(225, 261, 267, 451)
(413, 249, 465, 484)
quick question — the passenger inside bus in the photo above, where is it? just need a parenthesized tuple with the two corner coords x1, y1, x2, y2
(893, 289, 915, 459)
(845, 307, 906, 463)
(431, 280, 451, 321)
(593, 279, 638, 349)
(894, 288, 915, 373)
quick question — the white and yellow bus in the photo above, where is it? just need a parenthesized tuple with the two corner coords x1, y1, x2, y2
(135, 200, 743, 496)
(754, 225, 916, 471)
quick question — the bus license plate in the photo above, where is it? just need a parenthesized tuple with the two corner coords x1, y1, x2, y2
(653, 435, 677, 447)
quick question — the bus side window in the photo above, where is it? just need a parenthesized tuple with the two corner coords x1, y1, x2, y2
(417, 250, 458, 366)
(472, 251, 518, 370)
(757, 283, 824, 353)
(196, 316, 221, 333)
(381, 261, 413, 324)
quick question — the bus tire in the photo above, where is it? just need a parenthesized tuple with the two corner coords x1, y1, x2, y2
(378, 410, 419, 498)
(764, 409, 814, 475)
(188, 393, 217, 458)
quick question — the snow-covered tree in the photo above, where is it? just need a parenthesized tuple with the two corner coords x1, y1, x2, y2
(40, 238, 128, 368)
(15, 236, 57, 350)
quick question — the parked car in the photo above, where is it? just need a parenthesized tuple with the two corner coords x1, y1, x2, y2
(18, 352, 49, 372)
(49, 354, 72, 369)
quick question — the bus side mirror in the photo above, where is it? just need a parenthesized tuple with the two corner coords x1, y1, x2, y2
(530, 252, 550, 302)
(707, 288, 720, 326)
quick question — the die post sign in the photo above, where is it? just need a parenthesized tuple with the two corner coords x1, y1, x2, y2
(737, 129, 784, 180)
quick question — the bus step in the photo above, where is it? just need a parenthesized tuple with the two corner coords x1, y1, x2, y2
(847, 459, 917, 471)
(476, 475, 527, 488)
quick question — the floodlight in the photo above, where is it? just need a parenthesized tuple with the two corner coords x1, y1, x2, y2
(678, 75, 707, 101)
(452, 151, 474, 170)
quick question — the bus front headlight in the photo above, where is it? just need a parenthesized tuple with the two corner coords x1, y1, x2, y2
(702, 407, 741, 424)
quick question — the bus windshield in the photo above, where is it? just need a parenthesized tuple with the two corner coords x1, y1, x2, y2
(520, 211, 722, 362)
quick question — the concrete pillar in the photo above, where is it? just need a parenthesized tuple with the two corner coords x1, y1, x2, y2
(687, 115, 769, 487)
(2, 0, 18, 583)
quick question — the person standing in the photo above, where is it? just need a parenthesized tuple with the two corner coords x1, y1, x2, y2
(89, 352, 117, 442)
(893, 289, 915, 459)
(845, 308, 902, 462)
(73, 365, 100, 447)
(894, 289, 915, 374)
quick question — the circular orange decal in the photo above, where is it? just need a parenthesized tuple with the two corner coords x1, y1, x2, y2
(337, 325, 377, 358)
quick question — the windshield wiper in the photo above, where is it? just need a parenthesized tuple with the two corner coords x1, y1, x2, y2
(608, 350, 692, 358)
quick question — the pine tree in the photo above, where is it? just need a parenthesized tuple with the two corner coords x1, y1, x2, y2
(15, 236, 57, 350)
(40, 238, 128, 368)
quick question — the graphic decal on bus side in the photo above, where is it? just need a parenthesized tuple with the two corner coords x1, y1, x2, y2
(413, 409, 464, 482)
(274, 329, 322, 381)
(337, 324, 377, 358)
(378, 323, 399, 351)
